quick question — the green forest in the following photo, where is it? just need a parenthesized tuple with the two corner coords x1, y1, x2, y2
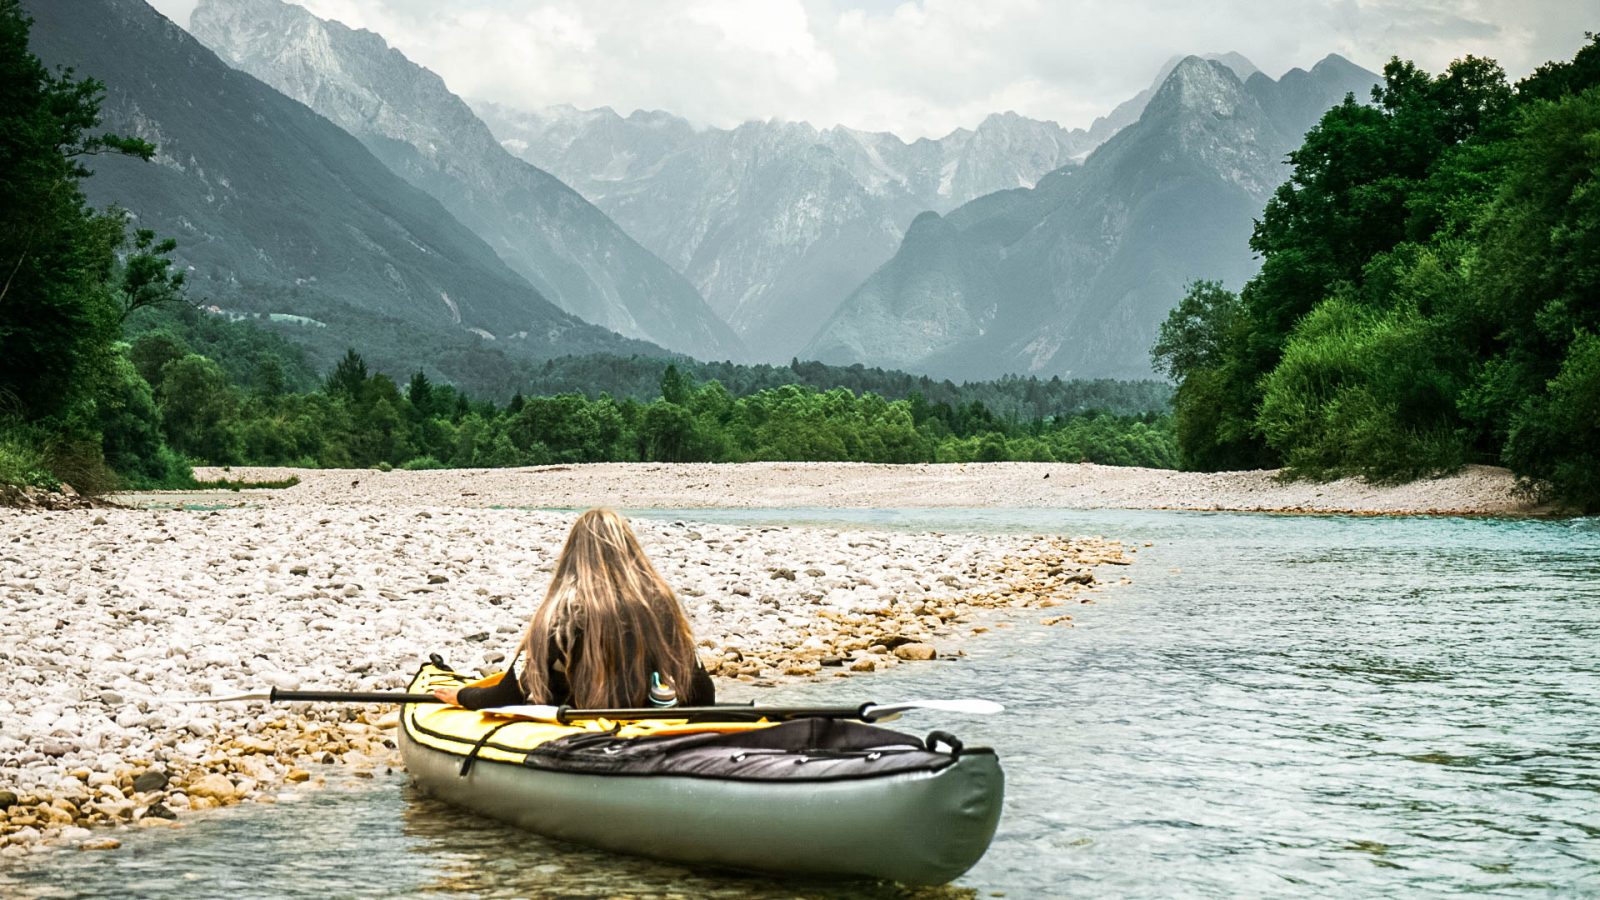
(1154, 36, 1600, 511)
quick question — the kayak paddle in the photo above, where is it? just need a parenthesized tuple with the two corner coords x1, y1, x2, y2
(478, 698, 1004, 723)
(175, 689, 1003, 722)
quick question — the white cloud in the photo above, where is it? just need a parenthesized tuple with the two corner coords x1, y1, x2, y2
(148, 0, 1596, 138)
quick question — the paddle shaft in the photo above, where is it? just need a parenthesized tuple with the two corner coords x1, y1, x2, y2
(544, 703, 877, 724)
(270, 689, 442, 704)
(263, 689, 880, 722)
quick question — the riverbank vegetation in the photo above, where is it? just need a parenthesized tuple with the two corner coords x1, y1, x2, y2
(121, 336, 1178, 471)
(1154, 36, 1600, 511)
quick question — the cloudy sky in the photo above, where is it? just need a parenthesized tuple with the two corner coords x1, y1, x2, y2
(149, 0, 1593, 138)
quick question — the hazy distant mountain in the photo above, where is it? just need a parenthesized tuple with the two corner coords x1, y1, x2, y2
(803, 54, 1380, 380)
(1084, 51, 1262, 147)
(22, 0, 664, 385)
(481, 104, 1097, 361)
(189, 0, 743, 362)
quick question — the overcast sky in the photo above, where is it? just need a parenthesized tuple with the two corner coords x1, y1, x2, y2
(148, 0, 1594, 139)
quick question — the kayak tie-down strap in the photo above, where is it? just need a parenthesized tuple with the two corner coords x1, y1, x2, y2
(459, 720, 516, 777)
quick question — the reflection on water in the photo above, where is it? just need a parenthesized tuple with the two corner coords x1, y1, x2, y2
(0, 774, 975, 900)
(3, 510, 1598, 897)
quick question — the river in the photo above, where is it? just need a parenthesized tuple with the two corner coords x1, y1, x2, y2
(3, 509, 1596, 897)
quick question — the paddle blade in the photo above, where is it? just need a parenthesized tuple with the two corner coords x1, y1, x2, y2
(861, 698, 1005, 721)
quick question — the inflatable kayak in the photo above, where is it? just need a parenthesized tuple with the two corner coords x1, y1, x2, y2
(398, 661, 1004, 884)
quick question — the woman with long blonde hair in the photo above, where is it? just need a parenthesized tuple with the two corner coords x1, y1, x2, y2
(433, 508, 714, 709)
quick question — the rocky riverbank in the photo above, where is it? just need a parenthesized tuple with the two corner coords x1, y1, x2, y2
(0, 503, 1132, 855)
(146, 461, 1543, 516)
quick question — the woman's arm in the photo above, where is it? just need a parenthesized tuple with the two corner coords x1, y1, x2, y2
(437, 664, 526, 710)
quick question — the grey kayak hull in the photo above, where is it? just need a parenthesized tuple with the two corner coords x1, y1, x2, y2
(398, 725, 1004, 884)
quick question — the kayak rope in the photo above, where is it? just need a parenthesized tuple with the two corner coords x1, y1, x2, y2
(458, 721, 516, 777)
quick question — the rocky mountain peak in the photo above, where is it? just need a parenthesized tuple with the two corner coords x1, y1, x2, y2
(804, 51, 1378, 381)
(1313, 52, 1363, 73)
(483, 98, 1093, 360)
(191, 0, 744, 361)
(1134, 57, 1280, 200)
(1149, 56, 1250, 114)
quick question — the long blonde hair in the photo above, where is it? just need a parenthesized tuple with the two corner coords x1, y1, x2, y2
(518, 508, 699, 708)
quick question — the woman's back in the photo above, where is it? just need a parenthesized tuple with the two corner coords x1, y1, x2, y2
(442, 508, 713, 711)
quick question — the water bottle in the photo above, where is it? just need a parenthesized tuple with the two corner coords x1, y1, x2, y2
(649, 671, 678, 708)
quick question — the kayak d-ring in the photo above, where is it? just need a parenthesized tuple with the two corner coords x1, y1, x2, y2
(925, 730, 964, 758)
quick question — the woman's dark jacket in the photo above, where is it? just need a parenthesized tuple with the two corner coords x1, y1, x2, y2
(456, 655, 715, 710)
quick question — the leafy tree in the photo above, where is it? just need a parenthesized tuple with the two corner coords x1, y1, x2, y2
(254, 356, 286, 400)
(157, 354, 240, 463)
(1516, 32, 1600, 102)
(1151, 280, 1241, 382)
(96, 351, 182, 486)
(1170, 54, 1518, 472)
(405, 370, 435, 419)
(1469, 86, 1600, 419)
(0, 0, 152, 422)
(114, 228, 185, 323)
(324, 348, 369, 400)
(1257, 293, 1468, 480)
(129, 331, 190, 389)
(1504, 332, 1600, 511)
(638, 401, 700, 462)
(659, 363, 692, 405)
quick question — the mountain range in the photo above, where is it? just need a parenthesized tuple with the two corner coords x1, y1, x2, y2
(26, 0, 1378, 388)
(478, 53, 1281, 364)
(189, 0, 743, 362)
(22, 0, 666, 388)
(803, 54, 1380, 380)
(480, 105, 1097, 360)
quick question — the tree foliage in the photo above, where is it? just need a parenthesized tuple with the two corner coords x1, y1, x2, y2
(0, 0, 187, 490)
(1157, 34, 1600, 510)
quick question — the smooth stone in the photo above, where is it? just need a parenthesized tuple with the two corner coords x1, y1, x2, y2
(131, 770, 168, 793)
(892, 643, 938, 660)
(185, 774, 236, 801)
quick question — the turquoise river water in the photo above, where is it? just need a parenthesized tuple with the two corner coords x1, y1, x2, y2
(2, 509, 1597, 898)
